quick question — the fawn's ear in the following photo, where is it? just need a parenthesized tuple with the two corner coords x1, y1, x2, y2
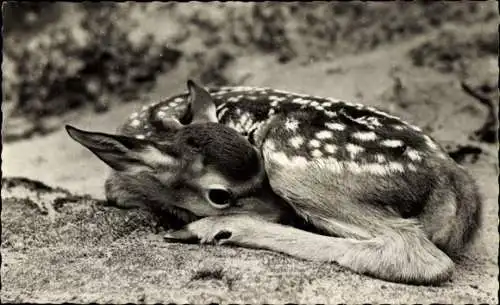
(187, 79, 218, 124)
(65, 125, 178, 172)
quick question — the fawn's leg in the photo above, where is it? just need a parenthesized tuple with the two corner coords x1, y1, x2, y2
(261, 157, 456, 284)
(165, 213, 454, 285)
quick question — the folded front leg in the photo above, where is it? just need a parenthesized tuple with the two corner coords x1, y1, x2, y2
(164, 214, 454, 285)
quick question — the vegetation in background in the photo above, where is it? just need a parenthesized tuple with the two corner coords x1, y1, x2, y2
(2, 2, 496, 142)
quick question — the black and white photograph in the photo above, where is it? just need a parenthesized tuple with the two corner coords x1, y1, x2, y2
(1, 1, 498, 303)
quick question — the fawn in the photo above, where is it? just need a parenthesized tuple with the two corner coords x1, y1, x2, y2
(66, 80, 482, 285)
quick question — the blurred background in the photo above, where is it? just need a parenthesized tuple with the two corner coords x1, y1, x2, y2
(2, 2, 497, 140)
(1, 1, 498, 195)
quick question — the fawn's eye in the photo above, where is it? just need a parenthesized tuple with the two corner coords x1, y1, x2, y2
(206, 188, 234, 209)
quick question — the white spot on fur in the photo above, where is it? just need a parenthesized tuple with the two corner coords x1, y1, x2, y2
(242, 114, 254, 130)
(285, 118, 300, 131)
(129, 112, 138, 119)
(135, 134, 145, 139)
(310, 101, 320, 107)
(228, 96, 242, 102)
(311, 149, 323, 158)
(322, 102, 332, 107)
(218, 107, 229, 119)
(409, 124, 422, 132)
(393, 125, 405, 130)
(405, 148, 422, 161)
(271, 101, 279, 107)
(424, 135, 438, 150)
(363, 163, 390, 175)
(388, 162, 405, 172)
(325, 122, 345, 131)
(365, 117, 383, 127)
(348, 163, 389, 175)
(269, 95, 286, 102)
(353, 116, 383, 128)
(319, 159, 395, 175)
(212, 90, 229, 96)
(323, 110, 336, 117)
(316, 130, 333, 139)
(353, 131, 377, 141)
(130, 119, 140, 127)
(240, 112, 250, 125)
(318, 157, 344, 173)
(289, 136, 304, 148)
(156, 111, 166, 118)
(308, 139, 321, 148)
(408, 164, 417, 171)
(292, 97, 310, 105)
(346, 143, 364, 157)
(375, 154, 386, 163)
(381, 139, 404, 147)
(174, 97, 184, 103)
(324, 144, 337, 154)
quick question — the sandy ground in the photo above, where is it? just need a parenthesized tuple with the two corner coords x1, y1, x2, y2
(2, 3, 499, 303)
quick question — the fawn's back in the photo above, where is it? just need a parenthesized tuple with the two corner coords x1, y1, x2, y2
(121, 85, 449, 163)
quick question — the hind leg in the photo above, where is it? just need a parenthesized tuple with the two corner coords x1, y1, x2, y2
(255, 148, 455, 284)
(418, 165, 482, 257)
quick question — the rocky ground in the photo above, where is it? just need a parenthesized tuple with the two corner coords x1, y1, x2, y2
(2, 2, 498, 303)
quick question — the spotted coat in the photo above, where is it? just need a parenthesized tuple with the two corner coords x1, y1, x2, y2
(119, 86, 449, 176)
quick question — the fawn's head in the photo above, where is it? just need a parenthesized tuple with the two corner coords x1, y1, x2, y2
(66, 80, 286, 222)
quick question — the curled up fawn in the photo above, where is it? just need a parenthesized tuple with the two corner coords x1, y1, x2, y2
(66, 80, 482, 285)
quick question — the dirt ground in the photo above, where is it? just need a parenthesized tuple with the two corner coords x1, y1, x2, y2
(2, 2, 499, 303)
